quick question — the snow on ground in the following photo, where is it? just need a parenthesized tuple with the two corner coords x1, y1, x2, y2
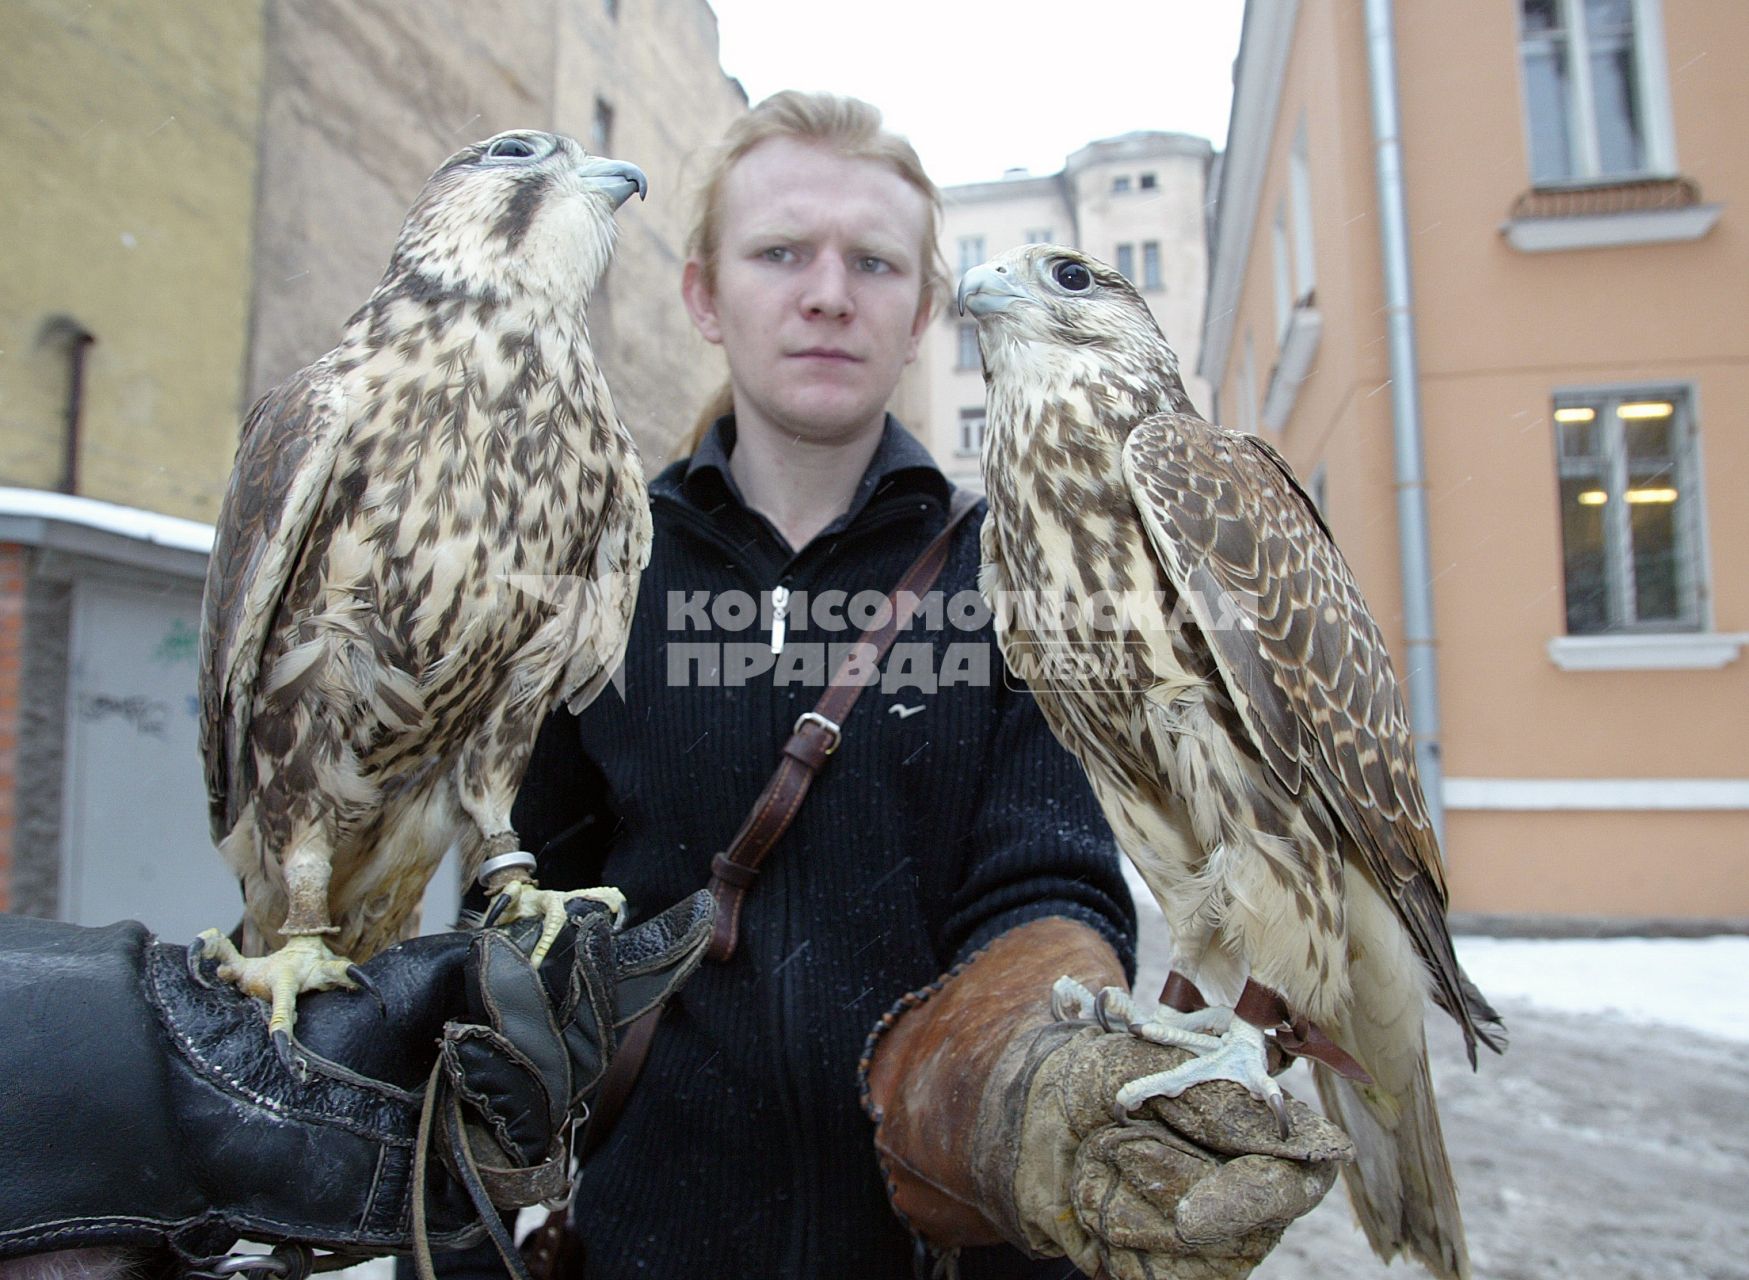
(1454, 934, 1749, 1043)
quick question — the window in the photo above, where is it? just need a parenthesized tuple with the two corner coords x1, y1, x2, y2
(603, 0, 618, 17)
(956, 323, 980, 371)
(1024, 227, 1053, 245)
(1554, 386, 1702, 634)
(957, 235, 985, 274)
(1142, 241, 1162, 291)
(957, 408, 985, 456)
(1238, 331, 1259, 435)
(1115, 242, 1134, 281)
(1271, 204, 1293, 339)
(591, 97, 614, 155)
(1111, 175, 1131, 194)
(1289, 124, 1316, 302)
(1518, 0, 1673, 184)
(1139, 172, 1158, 190)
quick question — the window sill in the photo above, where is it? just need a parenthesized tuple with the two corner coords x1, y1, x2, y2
(1504, 204, 1722, 252)
(1261, 304, 1321, 431)
(1547, 632, 1748, 671)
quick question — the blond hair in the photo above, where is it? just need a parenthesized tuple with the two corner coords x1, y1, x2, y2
(676, 91, 948, 459)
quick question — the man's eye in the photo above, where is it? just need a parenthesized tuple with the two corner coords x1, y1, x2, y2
(761, 247, 795, 263)
(856, 256, 892, 274)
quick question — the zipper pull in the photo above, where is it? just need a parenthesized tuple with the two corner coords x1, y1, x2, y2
(770, 584, 791, 655)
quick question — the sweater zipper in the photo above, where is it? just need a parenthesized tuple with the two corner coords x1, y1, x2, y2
(769, 584, 791, 654)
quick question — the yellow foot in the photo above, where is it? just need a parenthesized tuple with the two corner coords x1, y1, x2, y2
(191, 929, 370, 1060)
(489, 881, 626, 965)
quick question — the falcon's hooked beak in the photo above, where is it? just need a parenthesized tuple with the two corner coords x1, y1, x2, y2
(956, 263, 1028, 318)
(579, 157, 649, 210)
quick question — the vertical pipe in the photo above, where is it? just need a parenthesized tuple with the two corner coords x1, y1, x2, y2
(1363, 0, 1446, 840)
(39, 316, 96, 496)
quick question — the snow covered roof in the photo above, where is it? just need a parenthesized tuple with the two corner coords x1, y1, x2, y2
(0, 486, 214, 576)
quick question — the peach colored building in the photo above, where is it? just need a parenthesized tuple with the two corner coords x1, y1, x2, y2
(1201, 0, 1747, 924)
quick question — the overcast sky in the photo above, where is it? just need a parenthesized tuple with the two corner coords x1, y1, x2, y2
(704, 1, 1246, 188)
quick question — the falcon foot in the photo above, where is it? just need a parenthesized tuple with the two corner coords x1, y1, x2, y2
(189, 929, 365, 1062)
(1114, 1016, 1290, 1139)
(1049, 978, 1289, 1138)
(487, 880, 627, 966)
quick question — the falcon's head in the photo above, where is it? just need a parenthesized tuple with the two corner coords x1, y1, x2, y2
(382, 130, 647, 307)
(956, 245, 1192, 418)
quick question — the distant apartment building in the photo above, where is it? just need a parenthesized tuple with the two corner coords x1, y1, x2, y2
(0, 0, 745, 936)
(1201, 0, 1747, 922)
(913, 132, 1213, 490)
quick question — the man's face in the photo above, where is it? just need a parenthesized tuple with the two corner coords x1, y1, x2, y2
(682, 137, 932, 448)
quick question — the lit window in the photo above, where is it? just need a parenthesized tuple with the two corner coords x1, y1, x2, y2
(1112, 175, 1131, 194)
(1115, 243, 1134, 281)
(1554, 386, 1703, 634)
(957, 407, 985, 456)
(956, 323, 980, 371)
(1518, 0, 1672, 184)
(1142, 241, 1162, 291)
(957, 235, 985, 274)
(591, 98, 614, 155)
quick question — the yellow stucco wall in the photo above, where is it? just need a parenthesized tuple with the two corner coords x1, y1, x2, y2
(0, 0, 265, 522)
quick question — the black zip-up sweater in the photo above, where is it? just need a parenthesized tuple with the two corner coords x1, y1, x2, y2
(505, 418, 1135, 1279)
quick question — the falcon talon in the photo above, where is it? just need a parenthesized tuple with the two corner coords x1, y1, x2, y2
(1267, 1092, 1291, 1141)
(346, 965, 386, 1017)
(480, 892, 513, 931)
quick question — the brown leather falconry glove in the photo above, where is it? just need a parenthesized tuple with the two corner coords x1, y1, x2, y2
(861, 917, 1354, 1279)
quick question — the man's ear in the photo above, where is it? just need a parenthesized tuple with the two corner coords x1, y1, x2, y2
(903, 287, 933, 365)
(681, 259, 724, 345)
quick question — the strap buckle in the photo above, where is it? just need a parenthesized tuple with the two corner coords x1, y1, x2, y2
(793, 711, 841, 755)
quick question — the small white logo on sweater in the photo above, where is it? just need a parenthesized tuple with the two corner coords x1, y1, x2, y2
(889, 703, 925, 719)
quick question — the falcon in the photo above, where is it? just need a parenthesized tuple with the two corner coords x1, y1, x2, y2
(195, 130, 651, 1052)
(959, 245, 1504, 1280)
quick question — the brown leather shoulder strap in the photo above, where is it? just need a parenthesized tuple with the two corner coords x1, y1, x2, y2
(704, 488, 981, 962)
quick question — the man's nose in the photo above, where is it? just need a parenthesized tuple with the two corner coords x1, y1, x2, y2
(800, 257, 855, 319)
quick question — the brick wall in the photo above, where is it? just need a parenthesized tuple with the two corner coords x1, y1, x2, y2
(0, 543, 23, 910)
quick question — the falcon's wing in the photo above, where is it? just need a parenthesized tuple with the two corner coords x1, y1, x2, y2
(1121, 412, 1476, 1033)
(559, 454, 652, 714)
(199, 363, 352, 842)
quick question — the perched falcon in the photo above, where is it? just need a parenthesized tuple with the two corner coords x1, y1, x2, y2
(196, 130, 650, 1048)
(959, 245, 1504, 1280)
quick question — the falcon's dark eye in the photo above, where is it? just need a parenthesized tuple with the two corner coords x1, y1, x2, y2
(485, 136, 539, 160)
(1052, 260, 1093, 293)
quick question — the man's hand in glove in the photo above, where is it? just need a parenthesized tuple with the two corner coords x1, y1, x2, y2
(861, 918, 1353, 1280)
(0, 892, 714, 1277)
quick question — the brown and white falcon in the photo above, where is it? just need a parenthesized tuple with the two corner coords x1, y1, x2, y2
(196, 130, 650, 1050)
(959, 245, 1504, 1280)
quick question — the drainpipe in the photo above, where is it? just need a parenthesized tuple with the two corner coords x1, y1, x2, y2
(1363, 0, 1446, 841)
(39, 315, 96, 496)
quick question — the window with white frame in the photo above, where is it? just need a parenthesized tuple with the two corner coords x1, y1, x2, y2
(1112, 175, 1131, 194)
(1142, 241, 1162, 291)
(1289, 124, 1316, 302)
(1024, 227, 1053, 245)
(1271, 205, 1293, 339)
(1518, 0, 1674, 184)
(957, 407, 986, 456)
(1115, 242, 1134, 281)
(957, 235, 985, 274)
(1238, 331, 1259, 435)
(1554, 386, 1703, 634)
(956, 323, 980, 371)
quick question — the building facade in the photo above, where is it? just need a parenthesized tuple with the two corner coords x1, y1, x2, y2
(1201, 0, 1747, 923)
(913, 132, 1214, 490)
(0, 0, 747, 932)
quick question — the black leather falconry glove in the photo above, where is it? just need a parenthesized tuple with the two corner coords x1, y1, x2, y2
(0, 892, 714, 1280)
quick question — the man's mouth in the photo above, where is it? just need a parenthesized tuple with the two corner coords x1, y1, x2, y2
(790, 348, 860, 362)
